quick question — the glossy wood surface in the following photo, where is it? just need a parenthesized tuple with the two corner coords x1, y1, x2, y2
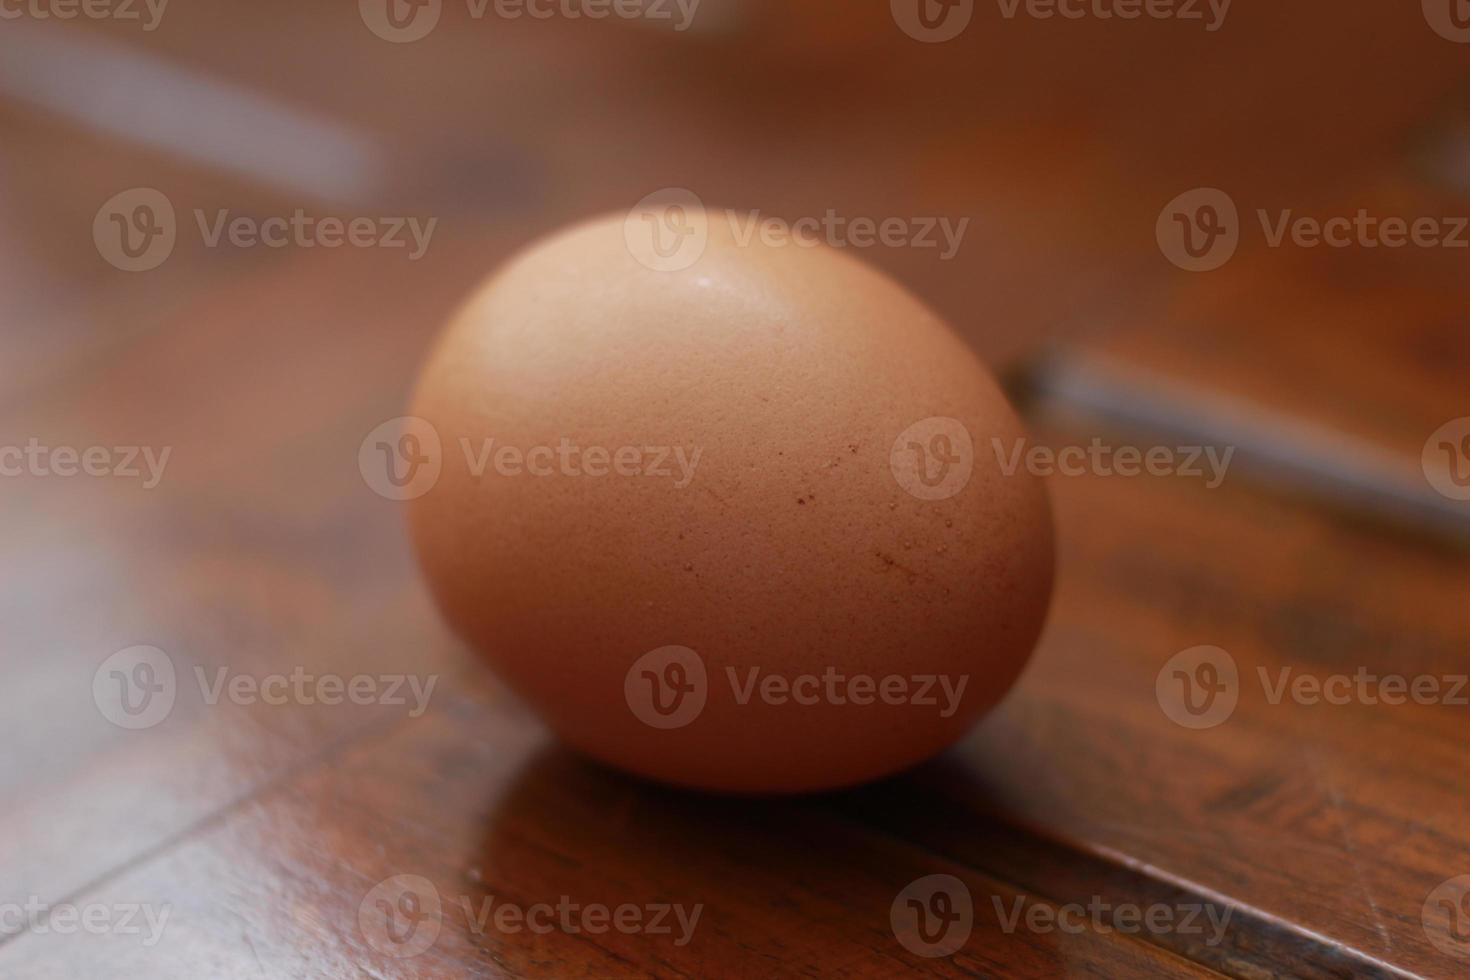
(1, 2, 1468, 976)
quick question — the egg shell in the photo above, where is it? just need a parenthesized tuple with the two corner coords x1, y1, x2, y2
(408, 210, 1053, 793)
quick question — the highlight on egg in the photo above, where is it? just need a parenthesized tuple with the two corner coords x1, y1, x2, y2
(407, 204, 1054, 793)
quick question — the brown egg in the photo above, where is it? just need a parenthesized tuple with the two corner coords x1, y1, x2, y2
(408, 208, 1053, 793)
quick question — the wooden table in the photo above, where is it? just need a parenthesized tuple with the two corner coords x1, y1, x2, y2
(2, 3, 1468, 975)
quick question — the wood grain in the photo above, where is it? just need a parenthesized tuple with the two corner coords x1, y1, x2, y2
(839, 425, 1470, 977)
(1, 682, 1220, 978)
(2, 2, 1469, 976)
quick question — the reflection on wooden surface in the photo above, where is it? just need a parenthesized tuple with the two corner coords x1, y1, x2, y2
(1, 2, 1468, 975)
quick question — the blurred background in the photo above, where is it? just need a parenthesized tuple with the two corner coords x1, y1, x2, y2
(2, 2, 1469, 976)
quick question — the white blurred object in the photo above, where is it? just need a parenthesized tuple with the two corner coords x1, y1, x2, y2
(0, 21, 384, 205)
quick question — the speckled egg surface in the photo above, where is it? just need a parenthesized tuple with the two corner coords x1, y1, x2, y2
(408, 209, 1053, 793)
